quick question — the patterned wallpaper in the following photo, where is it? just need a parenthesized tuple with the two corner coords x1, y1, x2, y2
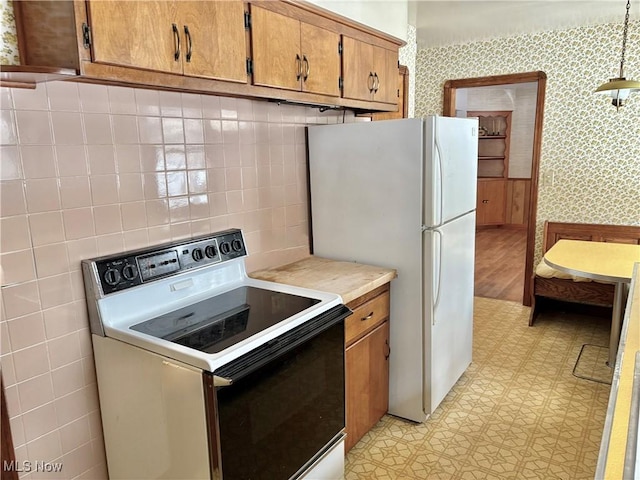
(415, 20, 640, 263)
(0, 0, 19, 65)
(399, 24, 417, 118)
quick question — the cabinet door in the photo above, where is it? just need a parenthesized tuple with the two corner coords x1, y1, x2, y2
(251, 5, 301, 91)
(371, 66, 407, 120)
(372, 46, 398, 104)
(341, 36, 374, 101)
(345, 320, 389, 453)
(477, 180, 506, 226)
(300, 22, 340, 97)
(88, 1, 182, 75)
(179, 1, 247, 83)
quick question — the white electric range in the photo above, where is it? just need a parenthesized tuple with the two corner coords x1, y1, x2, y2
(83, 228, 350, 480)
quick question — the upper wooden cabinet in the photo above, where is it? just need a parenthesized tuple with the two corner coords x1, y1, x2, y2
(7, 0, 403, 112)
(342, 36, 398, 104)
(251, 5, 340, 96)
(88, 1, 248, 83)
(88, 2, 180, 75)
(371, 65, 409, 121)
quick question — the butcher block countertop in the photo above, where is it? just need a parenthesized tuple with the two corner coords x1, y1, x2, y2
(249, 256, 397, 304)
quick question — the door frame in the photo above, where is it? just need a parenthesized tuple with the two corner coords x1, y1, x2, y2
(443, 71, 547, 306)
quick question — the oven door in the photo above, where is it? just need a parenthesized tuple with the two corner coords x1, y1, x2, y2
(205, 305, 350, 480)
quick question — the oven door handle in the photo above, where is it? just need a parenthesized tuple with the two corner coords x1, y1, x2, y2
(214, 304, 352, 384)
(213, 375, 233, 387)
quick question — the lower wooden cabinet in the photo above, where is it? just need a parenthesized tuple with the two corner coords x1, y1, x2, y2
(476, 178, 506, 226)
(345, 284, 390, 453)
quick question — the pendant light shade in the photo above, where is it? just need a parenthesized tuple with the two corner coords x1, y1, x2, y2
(595, 0, 639, 110)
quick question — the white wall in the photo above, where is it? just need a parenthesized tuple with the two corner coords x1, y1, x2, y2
(461, 83, 537, 179)
(307, 0, 409, 41)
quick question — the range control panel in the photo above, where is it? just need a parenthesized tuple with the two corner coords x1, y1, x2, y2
(90, 229, 247, 295)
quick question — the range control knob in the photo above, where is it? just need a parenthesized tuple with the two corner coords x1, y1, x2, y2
(122, 264, 139, 281)
(220, 241, 231, 255)
(192, 248, 204, 262)
(232, 239, 243, 252)
(104, 268, 121, 286)
(205, 244, 217, 258)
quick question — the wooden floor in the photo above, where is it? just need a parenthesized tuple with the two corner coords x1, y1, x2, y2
(474, 227, 527, 303)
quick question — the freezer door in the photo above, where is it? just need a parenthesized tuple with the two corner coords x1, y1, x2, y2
(424, 116, 479, 227)
(423, 211, 475, 415)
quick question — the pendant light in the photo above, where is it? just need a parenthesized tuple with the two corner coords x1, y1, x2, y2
(595, 0, 640, 110)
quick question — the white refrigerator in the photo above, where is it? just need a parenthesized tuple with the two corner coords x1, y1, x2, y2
(308, 116, 478, 423)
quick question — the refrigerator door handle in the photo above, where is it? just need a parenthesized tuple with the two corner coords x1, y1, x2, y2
(432, 229, 443, 324)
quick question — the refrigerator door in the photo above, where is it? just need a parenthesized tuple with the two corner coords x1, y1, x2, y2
(423, 211, 475, 415)
(423, 116, 478, 228)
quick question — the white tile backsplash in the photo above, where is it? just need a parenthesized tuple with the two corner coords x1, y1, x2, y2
(0, 81, 351, 479)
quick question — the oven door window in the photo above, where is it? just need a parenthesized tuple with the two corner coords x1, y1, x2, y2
(213, 316, 345, 480)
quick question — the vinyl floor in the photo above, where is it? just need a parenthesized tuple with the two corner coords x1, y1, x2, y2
(345, 297, 611, 479)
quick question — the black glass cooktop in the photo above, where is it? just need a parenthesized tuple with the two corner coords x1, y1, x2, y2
(131, 286, 320, 354)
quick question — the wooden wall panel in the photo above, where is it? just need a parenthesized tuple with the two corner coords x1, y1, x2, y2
(506, 179, 531, 227)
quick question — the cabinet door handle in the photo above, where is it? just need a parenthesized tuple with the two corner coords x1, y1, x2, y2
(296, 54, 302, 81)
(373, 73, 380, 93)
(482, 199, 489, 203)
(361, 312, 374, 321)
(184, 25, 192, 63)
(172, 23, 180, 61)
(385, 339, 391, 360)
(368, 72, 374, 92)
(302, 55, 310, 81)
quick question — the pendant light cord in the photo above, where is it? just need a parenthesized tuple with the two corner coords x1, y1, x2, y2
(620, 0, 631, 78)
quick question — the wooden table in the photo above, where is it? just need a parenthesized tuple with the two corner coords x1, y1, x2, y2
(544, 239, 640, 367)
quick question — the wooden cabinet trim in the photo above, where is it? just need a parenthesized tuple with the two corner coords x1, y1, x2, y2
(346, 283, 390, 310)
(77, 62, 398, 112)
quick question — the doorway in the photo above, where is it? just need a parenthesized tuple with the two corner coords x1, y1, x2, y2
(443, 72, 547, 306)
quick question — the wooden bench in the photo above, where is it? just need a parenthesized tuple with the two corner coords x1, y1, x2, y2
(528, 221, 640, 326)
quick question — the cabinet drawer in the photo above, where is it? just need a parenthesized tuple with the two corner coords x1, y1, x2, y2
(345, 291, 390, 346)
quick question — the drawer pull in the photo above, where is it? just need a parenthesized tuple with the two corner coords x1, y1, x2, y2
(385, 339, 390, 360)
(361, 312, 374, 321)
